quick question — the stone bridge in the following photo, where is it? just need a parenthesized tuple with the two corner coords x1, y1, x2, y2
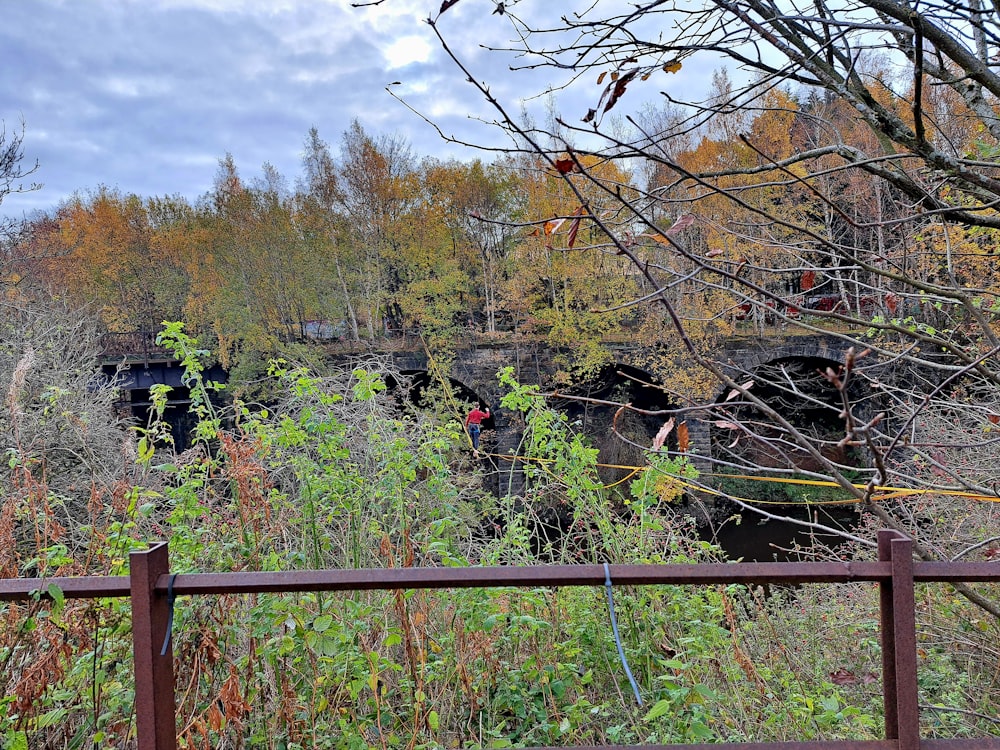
(392, 333, 865, 406)
(103, 331, 890, 497)
(379, 332, 885, 497)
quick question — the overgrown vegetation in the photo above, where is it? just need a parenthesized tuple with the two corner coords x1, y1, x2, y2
(1, 320, 998, 748)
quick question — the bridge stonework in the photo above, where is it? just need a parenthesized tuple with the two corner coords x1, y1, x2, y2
(106, 332, 888, 497)
(397, 333, 867, 403)
(716, 332, 864, 375)
(387, 333, 878, 499)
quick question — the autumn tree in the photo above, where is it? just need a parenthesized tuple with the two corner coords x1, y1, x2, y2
(335, 120, 419, 339)
(298, 127, 363, 342)
(440, 158, 524, 334)
(31, 188, 190, 330)
(199, 155, 338, 375)
(389, 157, 477, 350)
(503, 151, 645, 378)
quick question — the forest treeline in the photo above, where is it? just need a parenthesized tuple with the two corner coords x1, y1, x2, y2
(15, 68, 998, 394)
(16, 120, 641, 383)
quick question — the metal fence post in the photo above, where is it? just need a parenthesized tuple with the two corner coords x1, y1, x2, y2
(130, 542, 177, 750)
(890, 535, 921, 750)
(879, 531, 920, 750)
(877, 529, 899, 740)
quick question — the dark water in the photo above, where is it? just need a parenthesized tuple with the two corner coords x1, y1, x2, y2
(700, 506, 860, 562)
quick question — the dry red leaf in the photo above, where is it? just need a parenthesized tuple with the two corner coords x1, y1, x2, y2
(663, 213, 695, 236)
(604, 69, 638, 113)
(566, 205, 585, 248)
(725, 380, 754, 401)
(677, 421, 690, 452)
(207, 703, 225, 732)
(567, 218, 581, 248)
(554, 158, 575, 174)
(651, 417, 675, 451)
(830, 668, 857, 685)
(220, 667, 250, 721)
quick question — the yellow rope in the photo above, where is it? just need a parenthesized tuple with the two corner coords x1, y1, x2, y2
(712, 472, 1000, 503)
(475, 450, 1000, 504)
(414, 342, 1000, 504)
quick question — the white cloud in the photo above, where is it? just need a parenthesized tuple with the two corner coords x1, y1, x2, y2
(102, 75, 173, 98)
(0, 0, 717, 218)
(384, 35, 434, 70)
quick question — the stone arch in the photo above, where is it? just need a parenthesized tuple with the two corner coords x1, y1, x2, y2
(697, 351, 869, 557)
(555, 362, 678, 485)
(720, 333, 859, 374)
(709, 353, 868, 490)
(396, 369, 495, 426)
(390, 369, 521, 497)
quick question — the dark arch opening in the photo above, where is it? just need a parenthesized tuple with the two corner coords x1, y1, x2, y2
(102, 361, 229, 452)
(704, 355, 863, 560)
(555, 363, 677, 486)
(710, 355, 866, 475)
(390, 369, 495, 430)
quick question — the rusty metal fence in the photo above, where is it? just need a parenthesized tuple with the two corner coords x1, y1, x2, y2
(2, 529, 999, 750)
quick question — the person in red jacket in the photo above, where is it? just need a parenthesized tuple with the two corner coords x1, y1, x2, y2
(465, 406, 490, 457)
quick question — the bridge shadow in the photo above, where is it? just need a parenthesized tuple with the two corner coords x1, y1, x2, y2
(704, 354, 866, 559)
(554, 363, 678, 487)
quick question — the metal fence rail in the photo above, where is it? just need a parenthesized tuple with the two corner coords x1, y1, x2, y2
(2, 529, 999, 750)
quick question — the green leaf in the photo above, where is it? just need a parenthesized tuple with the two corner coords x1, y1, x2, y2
(820, 695, 840, 713)
(689, 720, 713, 739)
(693, 683, 717, 700)
(643, 698, 674, 722)
(427, 710, 440, 730)
(137, 436, 154, 463)
(46, 583, 64, 608)
(313, 614, 333, 633)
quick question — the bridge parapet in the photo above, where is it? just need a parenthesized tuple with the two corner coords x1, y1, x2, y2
(715, 332, 863, 375)
(100, 330, 175, 363)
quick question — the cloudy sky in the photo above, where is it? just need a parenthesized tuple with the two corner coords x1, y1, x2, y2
(2, 1, 713, 219)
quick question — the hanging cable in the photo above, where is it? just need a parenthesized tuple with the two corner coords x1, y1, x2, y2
(604, 562, 642, 706)
(160, 573, 179, 656)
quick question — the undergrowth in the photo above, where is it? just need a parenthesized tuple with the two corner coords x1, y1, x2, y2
(1, 324, 997, 748)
